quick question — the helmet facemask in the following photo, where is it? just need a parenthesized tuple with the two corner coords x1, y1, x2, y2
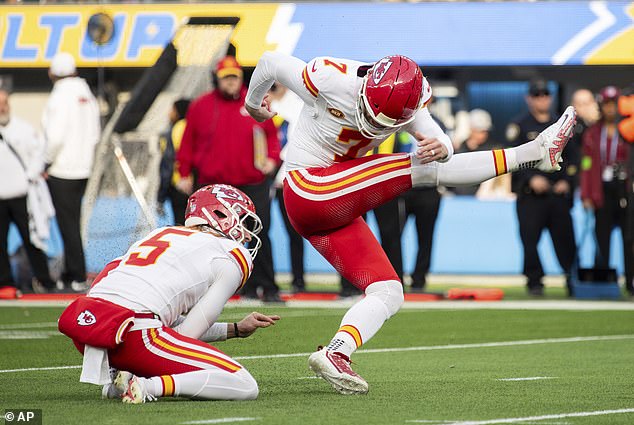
(230, 202, 262, 259)
(199, 198, 263, 258)
(355, 76, 401, 139)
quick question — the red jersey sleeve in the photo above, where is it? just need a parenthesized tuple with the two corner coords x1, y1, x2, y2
(261, 119, 281, 165)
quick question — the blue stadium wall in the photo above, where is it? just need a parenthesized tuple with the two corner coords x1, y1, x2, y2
(7, 196, 623, 276)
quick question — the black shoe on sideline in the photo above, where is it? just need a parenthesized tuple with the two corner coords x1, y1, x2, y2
(262, 293, 286, 303)
(527, 286, 544, 297)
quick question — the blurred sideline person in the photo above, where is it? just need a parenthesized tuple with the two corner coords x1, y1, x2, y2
(452, 109, 506, 197)
(269, 84, 307, 292)
(571, 89, 599, 136)
(395, 132, 443, 291)
(0, 88, 56, 298)
(245, 51, 576, 394)
(506, 80, 577, 297)
(58, 184, 280, 403)
(158, 98, 191, 224)
(581, 86, 633, 296)
(561, 88, 598, 201)
(176, 56, 283, 303)
(42, 52, 100, 293)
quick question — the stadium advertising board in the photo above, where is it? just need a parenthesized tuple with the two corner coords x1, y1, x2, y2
(0, 2, 633, 68)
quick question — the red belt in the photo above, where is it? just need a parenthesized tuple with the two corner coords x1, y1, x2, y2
(134, 312, 159, 320)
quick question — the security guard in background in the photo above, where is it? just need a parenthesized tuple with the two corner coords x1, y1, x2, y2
(506, 80, 578, 297)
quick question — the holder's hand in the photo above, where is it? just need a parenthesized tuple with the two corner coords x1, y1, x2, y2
(234, 312, 280, 338)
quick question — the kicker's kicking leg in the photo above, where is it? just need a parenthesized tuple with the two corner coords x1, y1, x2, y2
(411, 106, 577, 187)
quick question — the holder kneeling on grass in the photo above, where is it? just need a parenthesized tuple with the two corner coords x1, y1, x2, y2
(58, 184, 280, 403)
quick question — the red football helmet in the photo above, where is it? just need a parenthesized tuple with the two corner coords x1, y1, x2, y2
(356, 55, 425, 138)
(184, 184, 262, 257)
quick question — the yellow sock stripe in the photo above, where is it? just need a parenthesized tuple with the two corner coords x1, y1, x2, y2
(291, 159, 411, 192)
(150, 329, 241, 372)
(160, 375, 175, 396)
(338, 325, 363, 348)
(492, 149, 508, 176)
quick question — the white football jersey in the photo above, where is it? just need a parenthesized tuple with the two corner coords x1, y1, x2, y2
(89, 226, 252, 327)
(245, 52, 449, 172)
(289, 56, 376, 168)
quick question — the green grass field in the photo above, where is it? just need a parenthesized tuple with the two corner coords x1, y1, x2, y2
(1, 304, 634, 425)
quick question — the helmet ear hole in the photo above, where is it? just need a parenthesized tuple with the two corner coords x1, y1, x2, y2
(214, 210, 227, 219)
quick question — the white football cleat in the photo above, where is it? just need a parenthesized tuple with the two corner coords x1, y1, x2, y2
(535, 106, 577, 172)
(308, 348, 368, 395)
(101, 382, 123, 399)
(102, 368, 122, 399)
(114, 371, 156, 404)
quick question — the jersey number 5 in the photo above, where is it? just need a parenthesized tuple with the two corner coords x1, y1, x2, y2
(125, 228, 194, 267)
(90, 228, 194, 287)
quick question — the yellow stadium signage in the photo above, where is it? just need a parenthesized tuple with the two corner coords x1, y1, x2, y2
(0, 4, 280, 68)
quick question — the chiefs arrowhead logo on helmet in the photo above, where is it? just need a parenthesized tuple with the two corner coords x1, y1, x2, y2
(77, 310, 97, 326)
(356, 55, 425, 138)
(372, 58, 393, 85)
(211, 185, 247, 203)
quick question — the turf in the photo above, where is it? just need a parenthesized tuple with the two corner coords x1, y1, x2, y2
(1, 305, 633, 425)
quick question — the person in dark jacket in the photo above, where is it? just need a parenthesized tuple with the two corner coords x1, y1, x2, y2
(158, 99, 190, 224)
(176, 56, 282, 302)
(506, 80, 577, 297)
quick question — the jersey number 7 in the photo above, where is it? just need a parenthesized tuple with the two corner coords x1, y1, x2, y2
(335, 128, 373, 162)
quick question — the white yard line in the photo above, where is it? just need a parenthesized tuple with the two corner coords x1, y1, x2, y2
(237, 334, 634, 360)
(0, 322, 58, 329)
(4, 334, 631, 374)
(406, 421, 569, 425)
(0, 330, 62, 339)
(181, 418, 260, 424)
(496, 377, 556, 382)
(0, 365, 81, 373)
(407, 407, 634, 425)
(2, 299, 634, 310)
(398, 300, 634, 311)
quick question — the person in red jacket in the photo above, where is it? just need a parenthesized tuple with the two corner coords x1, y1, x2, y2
(176, 56, 282, 302)
(580, 86, 632, 296)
